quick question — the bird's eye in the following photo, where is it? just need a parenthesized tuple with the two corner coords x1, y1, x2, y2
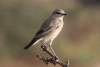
(55, 12, 61, 14)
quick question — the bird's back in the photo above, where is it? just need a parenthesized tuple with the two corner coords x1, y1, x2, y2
(41, 17, 64, 43)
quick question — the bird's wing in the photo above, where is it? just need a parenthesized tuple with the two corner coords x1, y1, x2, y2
(35, 18, 61, 38)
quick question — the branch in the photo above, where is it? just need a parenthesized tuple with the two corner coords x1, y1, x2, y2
(36, 45, 69, 67)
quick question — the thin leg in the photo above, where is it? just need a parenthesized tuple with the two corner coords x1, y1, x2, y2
(49, 45, 56, 56)
(41, 41, 48, 52)
(41, 41, 46, 46)
(49, 41, 57, 56)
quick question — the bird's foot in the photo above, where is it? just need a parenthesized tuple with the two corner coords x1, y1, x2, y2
(41, 45, 48, 51)
(54, 56, 60, 62)
(41, 42, 49, 51)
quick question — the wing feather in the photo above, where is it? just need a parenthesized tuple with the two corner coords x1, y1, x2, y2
(35, 18, 61, 38)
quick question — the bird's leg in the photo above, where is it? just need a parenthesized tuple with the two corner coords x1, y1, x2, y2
(41, 41, 48, 50)
(49, 41, 58, 58)
(49, 45, 56, 56)
(41, 41, 46, 47)
(41, 41, 46, 51)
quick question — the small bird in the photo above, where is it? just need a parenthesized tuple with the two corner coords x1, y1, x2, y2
(24, 9, 67, 55)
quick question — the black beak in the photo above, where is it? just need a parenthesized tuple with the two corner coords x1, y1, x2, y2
(61, 13, 67, 15)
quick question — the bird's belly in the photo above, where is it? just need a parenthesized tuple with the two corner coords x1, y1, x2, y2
(42, 23, 63, 43)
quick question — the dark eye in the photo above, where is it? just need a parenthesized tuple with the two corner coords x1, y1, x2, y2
(55, 12, 61, 14)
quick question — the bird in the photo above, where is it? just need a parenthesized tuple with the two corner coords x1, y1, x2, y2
(24, 9, 67, 56)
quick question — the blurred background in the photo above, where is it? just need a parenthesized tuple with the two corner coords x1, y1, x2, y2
(0, 0, 100, 67)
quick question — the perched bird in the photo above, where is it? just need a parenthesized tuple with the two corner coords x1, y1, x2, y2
(24, 9, 67, 55)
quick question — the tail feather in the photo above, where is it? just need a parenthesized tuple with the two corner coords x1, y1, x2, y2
(24, 38, 38, 50)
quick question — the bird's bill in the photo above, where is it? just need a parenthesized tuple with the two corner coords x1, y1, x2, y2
(61, 13, 67, 15)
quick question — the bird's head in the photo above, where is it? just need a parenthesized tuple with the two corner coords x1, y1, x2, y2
(51, 9, 67, 18)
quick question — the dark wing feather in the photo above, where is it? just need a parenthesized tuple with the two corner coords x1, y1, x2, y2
(35, 26, 53, 38)
(35, 18, 61, 38)
(24, 37, 38, 50)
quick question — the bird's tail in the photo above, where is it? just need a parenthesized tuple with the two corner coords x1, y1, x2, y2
(24, 38, 38, 50)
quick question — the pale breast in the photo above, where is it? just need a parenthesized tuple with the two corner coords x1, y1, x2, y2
(50, 21, 63, 40)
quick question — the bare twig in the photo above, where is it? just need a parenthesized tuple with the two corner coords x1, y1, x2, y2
(36, 45, 69, 67)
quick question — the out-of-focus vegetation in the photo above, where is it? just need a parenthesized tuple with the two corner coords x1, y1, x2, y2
(0, 0, 100, 67)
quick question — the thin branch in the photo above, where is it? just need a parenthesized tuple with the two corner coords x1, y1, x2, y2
(36, 45, 69, 67)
